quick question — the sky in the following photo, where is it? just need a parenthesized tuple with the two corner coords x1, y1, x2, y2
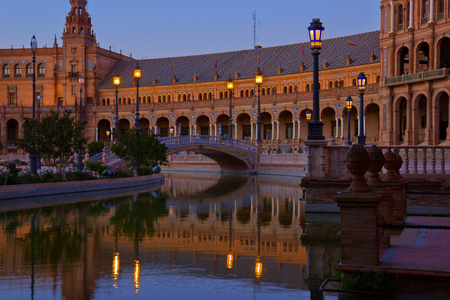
(0, 0, 380, 60)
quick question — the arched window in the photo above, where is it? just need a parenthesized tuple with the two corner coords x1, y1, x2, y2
(267, 87, 271, 95)
(119, 98, 122, 105)
(178, 94, 181, 101)
(305, 84, 310, 91)
(183, 94, 187, 101)
(376, 75, 381, 83)
(107, 98, 110, 105)
(26, 64, 33, 77)
(157, 95, 161, 102)
(163, 95, 166, 102)
(102, 99, 106, 105)
(438, 0, 445, 19)
(261, 88, 265, 95)
(245, 90, 249, 97)
(208, 92, 212, 99)
(128, 97, 131, 104)
(352, 78, 357, 86)
(289, 86, 293, 93)
(334, 81, 339, 88)
(283, 86, 288, 93)
(250, 89, 254, 96)
(224, 91, 228, 98)
(2, 64, 10, 78)
(7, 123, 17, 140)
(240, 90, 244, 97)
(13, 65, 21, 78)
(329, 81, 333, 89)
(397, 4, 404, 30)
(219, 91, 223, 99)
(37, 64, 45, 77)
(340, 80, 345, 87)
(198, 93, 203, 100)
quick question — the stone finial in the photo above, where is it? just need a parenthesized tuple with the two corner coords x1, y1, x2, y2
(367, 145, 386, 184)
(84, 147, 90, 162)
(383, 149, 398, 181)
(345, 144, 371, 191)
(393, 152, 404, 179)
(300, 62, 306, 71)
(327, 137, 336, 146)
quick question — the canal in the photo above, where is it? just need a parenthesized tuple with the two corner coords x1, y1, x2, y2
(0, 172, 340, 300)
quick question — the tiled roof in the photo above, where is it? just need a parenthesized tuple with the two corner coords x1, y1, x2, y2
(99, 31, 379, 89)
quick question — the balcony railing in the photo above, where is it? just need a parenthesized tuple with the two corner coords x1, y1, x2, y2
(385, 68, 447, 86)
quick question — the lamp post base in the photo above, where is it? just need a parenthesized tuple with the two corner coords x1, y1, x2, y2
(29, 154, 37, 173)
(307, 121, 325, 141)
(77, 150, 84, 171)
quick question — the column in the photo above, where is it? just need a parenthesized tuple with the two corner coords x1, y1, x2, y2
(340, 117, 344, 138)
(408, 0, 414, 29)
(271, 121, 275, 140)
(429, 0, 435, 23)
(390, 1, 395, 33)
(235, 122, 238, 139)
(251, 123, 254, 140)
(277, 121, 280, 140)
(335, 117, 339, 137)
(298, 120, 301, 139)
(189, 125, 192, 135)
(293, 120, 296, 140)
(214, 124, 217, 136)
(363, 116, 367, 136)
(95, 127, 98, 141)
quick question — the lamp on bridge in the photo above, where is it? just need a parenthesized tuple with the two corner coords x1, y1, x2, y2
(227, 78, 234, 138)
(29, 35, 38, 173)
(133, 63, 142, 176)
(169, 126, 174, 137)
(357, 72, 367, 145)
(345, 96, 353, 145)
(307, 18, 325, 141)
(106, 129, 111, 149)
(255, 68, 263, 144)
(113, 74, 120, 142)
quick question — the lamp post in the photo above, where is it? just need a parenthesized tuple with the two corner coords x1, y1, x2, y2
(133, 63, 142, 176)
(29, 35, 38, 173)
(169, 126, 174, 137)
(345, 96, 353, 145)
(106, 129, 110, 149)
(227, 78, 234, 138)
(307, 18, 325, 140)
(113, 74, 120, 142)
(357, 72, 367, 145)
(255, 68, 263, 144)
(77, 78, 85, 171)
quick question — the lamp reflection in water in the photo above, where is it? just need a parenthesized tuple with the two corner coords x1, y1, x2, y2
(112, 203, 120, 288)
(255, 204, 263, 280)
(226, 206, 234, 270)
(134, 194, 140, 293)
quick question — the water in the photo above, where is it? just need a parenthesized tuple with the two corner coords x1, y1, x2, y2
(0, 172, 340, 300)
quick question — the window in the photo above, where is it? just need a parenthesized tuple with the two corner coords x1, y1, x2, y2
(3, 64, 10, 78)
(264, 124, 272, 139)
(72, 85, 76, 95)
(283, 86, 288, 93)
(38, 64, 45, 77)
(8, 92, 16, 105)
(305, 84, 310, 91)
(14, 65, 22, 78)
(57, 97, 64, 106)
(8, 123, 17, 140)
(422, 0, 429, 22)
(286, 123, 293, 139)
(26, 64, 33, 77)
(397, 4, 404, 30)
(438, 0, 445, 19)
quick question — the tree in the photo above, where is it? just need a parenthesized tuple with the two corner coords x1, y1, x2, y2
(87, 141, 105, 156)
(18, 109, 88, 173)
(110, 127, 167, 170)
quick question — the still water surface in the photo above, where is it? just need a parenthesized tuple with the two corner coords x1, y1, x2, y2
(0, 172, 340, 300)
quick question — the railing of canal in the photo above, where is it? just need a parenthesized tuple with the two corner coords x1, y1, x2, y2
(159, 135, 258, 153)
(324, 145, 449, 177)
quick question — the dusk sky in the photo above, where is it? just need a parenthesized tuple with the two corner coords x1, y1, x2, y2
(0, 0, 380, 59)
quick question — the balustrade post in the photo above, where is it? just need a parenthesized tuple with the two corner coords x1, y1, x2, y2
(413, 148, 418, 174)
(431, 147, 436, 174)
(441, 148, 446, 174)
(404, 148, 409, 174)
(422, 147, 427, 174)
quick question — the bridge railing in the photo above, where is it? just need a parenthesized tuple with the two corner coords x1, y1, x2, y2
(324, 144, 449, 177)
(159, 135, 257, 153)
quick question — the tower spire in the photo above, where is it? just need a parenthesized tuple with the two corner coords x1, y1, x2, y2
(63, 0, 95, 43)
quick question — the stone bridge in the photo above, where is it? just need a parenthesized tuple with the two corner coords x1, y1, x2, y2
(159, 135, 258, 172)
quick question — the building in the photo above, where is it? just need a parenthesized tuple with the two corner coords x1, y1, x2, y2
(1, 0, 449, 156)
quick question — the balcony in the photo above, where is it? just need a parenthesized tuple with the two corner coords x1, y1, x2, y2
(68, 72, 79, 78)
(385, 68, 449, 86)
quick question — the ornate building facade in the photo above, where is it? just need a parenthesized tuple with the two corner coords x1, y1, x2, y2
(1, 0, 449, 155)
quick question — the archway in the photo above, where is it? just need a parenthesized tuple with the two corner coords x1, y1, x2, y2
(321, 107, 336, 139)
(140, 118, 150, 134)
(6, 119, 19, 141)
(398, 47, 410, 75)
(439, 37, 450, 68)
(176, 116, 189, 135)
(156, 117, 170, 137)
(365, 103, 380, 144)
(119, 119, 130, 133)
(216, 114, 230, 137)
(417, 42, 430, 72)
(196, 115, 210, 135)
(261, 112, 272, 140)
(438, 93, 449, 143)
(396, 98, 407, 144)
(236, 113, 251, 140)
(416, 95, 427, 144)
(98, 119, 111, 142)
(343, 106, 357, 144)
(278, 111, 293, 140)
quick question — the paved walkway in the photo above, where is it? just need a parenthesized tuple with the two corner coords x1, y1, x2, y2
(380, 216, 450, 277)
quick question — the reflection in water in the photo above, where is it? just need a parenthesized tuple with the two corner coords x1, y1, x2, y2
(0, 172, 340, 300)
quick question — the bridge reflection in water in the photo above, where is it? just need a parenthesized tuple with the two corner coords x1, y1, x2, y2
(0, 172, 340, 300)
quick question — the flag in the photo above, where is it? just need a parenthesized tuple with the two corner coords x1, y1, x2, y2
(172, 61, 175, 69)
(348, 39, 357, 46)
(257, 55, 260, 64)
(214, 59, 217, 69)
(302, 47, 306, 59)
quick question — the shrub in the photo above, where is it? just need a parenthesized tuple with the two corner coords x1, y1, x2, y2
(64, 170, 97, 181)
(85, 161, 108, 174)
(87, 141, 105, 156)
(139, 165, 153, 176)
(39, 170, 64, 183)
(115, 168, 133, 178)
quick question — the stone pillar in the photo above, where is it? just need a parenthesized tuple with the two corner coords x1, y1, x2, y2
(304, 140, 327, 177)
(335, 144, 381, 266)
(367, 145, 391, 248)
(383, 149, 407, 227)
(408, 0, 414, 29)
(271, 121, 275, 140)
(102, 147, 108, 165)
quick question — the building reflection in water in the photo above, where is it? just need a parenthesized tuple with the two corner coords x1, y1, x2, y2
(0, 172, 340, 300)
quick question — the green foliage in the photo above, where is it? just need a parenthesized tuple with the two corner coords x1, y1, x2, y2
(17, 109, 88, 173)
(64, 170, 98, 182)
(115, 168, 134, 178)
(87, 141, 105, 156)
(333, 268, 397, 293)
(139, 165, 153, 176)
(85, 161, 108, 174)
(111, 127, 167, 170)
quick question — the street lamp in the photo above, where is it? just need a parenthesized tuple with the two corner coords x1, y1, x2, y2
(169, 126, 174, 137)
(227, 78, 234, 138)
(357, 72, 367, 145)
(133, 63, 142, 176)
(255, 68, 263, 144)
(306, 110, 312, 121)
(29, 35, 38, 173)
(307, 18, 325, 140)
(345, 96, 353, 145)
(77, 77, 85, 171)
(113, 74, 120, 142)
(106, 129, 111, 149)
